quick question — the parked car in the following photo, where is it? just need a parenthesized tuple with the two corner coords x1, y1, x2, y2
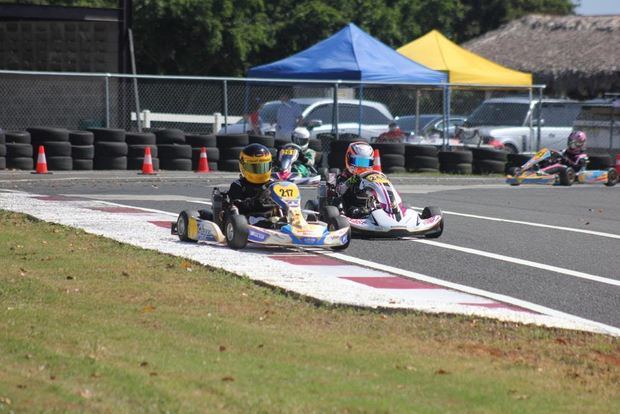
(455, 97, 582, 153)
(217, 98, 394, 141)
(395, 114, 466, 141)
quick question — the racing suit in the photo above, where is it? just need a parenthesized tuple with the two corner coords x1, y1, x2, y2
(542, 149, 588, 175)
(227, 177, 276, 226)
(298, 148, 316, 168)
(335, 170, 371, 218)
(561, 149, 588, 172)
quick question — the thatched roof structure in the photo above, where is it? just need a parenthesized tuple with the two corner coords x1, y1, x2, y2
(462, 14, 620, 99)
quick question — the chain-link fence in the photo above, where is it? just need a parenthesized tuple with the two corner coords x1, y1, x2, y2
(0, 70, 546, 146)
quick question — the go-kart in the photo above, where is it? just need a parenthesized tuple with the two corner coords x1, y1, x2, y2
(306, 170, 443, 238)
(171, 180, 350, 250)
(271, 143, 321, 186)
(506, 148, 617, 187)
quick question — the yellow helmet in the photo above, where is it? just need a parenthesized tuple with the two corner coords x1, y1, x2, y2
(239, 143, 272, 184)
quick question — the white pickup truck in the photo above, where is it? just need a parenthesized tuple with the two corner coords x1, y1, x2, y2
(217, 98, 394, 141)
(455, 98, 582, 153)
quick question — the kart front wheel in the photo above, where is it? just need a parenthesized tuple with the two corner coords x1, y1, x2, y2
(328, 216, 351, 251)
(605, 168, 617, 187)
(421, 206, 443, 239)
(177, 210, 200, 242)
(322, 205, 341, 222)
(225, 214, 249, 250)
(558, 167, 575, 186)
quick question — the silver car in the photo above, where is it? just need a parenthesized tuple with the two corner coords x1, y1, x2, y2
(456, 97, 582, 153)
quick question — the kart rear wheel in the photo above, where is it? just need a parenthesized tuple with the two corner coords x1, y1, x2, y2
(177, 210, 200, 242)
(558, 167, 575, 186)
(605, 168, 617, 187)
(421, 206, 443, 239)
(225, 214, 249, 250)
(328, 215, 351, 251)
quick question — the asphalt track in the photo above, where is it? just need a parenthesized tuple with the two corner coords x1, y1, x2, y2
(1, 171, 618, 328)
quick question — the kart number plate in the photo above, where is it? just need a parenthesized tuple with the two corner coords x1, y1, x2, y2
(272, 182, 300, 200)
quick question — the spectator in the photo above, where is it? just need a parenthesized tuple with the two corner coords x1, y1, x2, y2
(276, 93, 303, 140)
(376, 121, 405, 143)
(245, 101, 264, 135)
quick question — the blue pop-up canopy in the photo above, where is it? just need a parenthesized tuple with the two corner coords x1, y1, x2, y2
(248, 23, 446, 84)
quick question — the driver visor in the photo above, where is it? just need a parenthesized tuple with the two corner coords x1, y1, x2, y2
(242, 160, 272, 174)
(568, 141, 582, 149)
(351, 155, 373, 168)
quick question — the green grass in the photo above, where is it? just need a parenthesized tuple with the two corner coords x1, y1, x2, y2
(0, 211, 618, 413)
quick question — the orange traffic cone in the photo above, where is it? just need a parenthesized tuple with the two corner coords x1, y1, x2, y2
(196, 146, 210, 173)
(139, 146, 157, 175)
(372, 149, 382, 172)
(32, 145, 51, 174)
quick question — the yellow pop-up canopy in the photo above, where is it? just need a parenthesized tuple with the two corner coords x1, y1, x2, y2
(397, 30, 532, 86)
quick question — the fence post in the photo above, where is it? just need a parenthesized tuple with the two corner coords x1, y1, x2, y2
(213, 112, 222, 133)
(105, 74, 110, 128)
(536, 86, 543, 151)
(528, 87, 533, 152)
(223, 79, 228, 134)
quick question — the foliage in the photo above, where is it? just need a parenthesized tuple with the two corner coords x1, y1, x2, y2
(0, 0, 576, 75)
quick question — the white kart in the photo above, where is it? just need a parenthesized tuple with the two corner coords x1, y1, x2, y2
(307, 170, 444, 238)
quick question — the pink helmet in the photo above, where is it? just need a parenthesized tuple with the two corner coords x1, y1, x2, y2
(567, 130, 586, 154)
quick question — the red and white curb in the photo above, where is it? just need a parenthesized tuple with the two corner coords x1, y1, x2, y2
(1, 190, 618, 336)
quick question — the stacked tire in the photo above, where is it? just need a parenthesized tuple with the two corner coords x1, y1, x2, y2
(186, 134, 218, 171)
(371, 143, 406, 174)
(405, 145, 439, 173)
(217, 134, 249, 172)
(89, 128, 128, 170)
(27, 127, 72, 170)
(155, 129, 192, 171)
(70, 130, 95, 170)
(471, 148, 507, 175)
(0, 131, 5, 170)
(5, 131, 34, 170)
(127, 132, 159, 170)
(328, 136, 361, 169)
(439, 150, 473, 174)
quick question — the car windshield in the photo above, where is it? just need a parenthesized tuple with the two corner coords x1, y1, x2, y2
(396, 115, 440, 132)
(465, 102, 529, 127)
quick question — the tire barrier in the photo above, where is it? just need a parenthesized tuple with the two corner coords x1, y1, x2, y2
(94, 133, 128, 171)
(186, 134, 217, 148)
(405, 145, 439, 173)
(217, 134, 248, 171)
(69, 130, 95, 146)
(370, 143, 405, 173)
(471, 148, 507, 174)
(217, 134, 249, 148)
(154, 130, 194, 171)
(70, 130, 95, 170)
(153, 128, 186, 145)
(5, 131, 31, 144)
(248, 134, 275, 147)
(191, 147, 220, 171)
(87, 128, 126, 143)
(126, 132, 158, 171)
(439, 150, 473, 174)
